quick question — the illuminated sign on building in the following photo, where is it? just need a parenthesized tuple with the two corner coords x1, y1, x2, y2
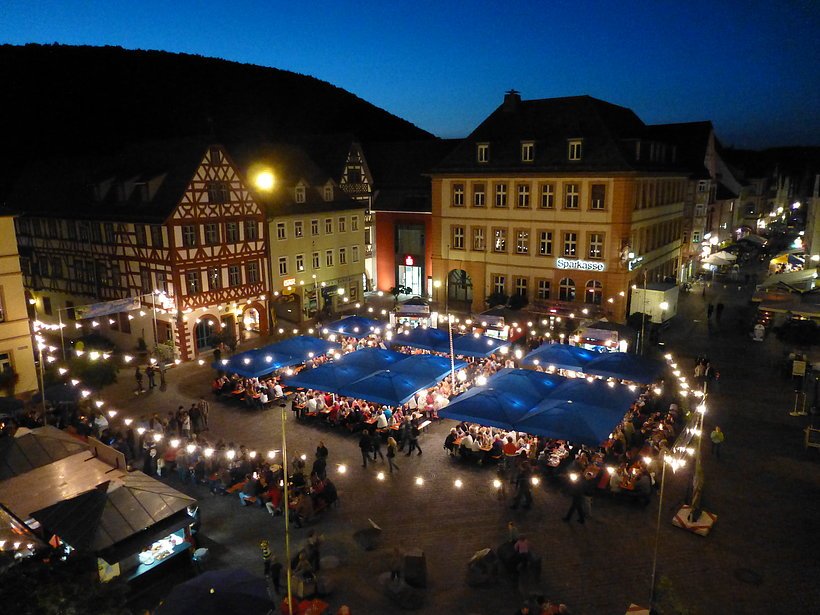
(556, 258, 606, 272)
(283, 277, 296, 287)
(627, 256, 644, 271)
(404, 255, 415, 267)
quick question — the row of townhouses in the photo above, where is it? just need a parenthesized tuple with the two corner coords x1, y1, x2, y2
(0, 92, 804, 383)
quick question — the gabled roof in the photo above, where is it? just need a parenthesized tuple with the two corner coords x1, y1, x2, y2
(6, 138, 212, 223)
(648, 121, 713, 179)
(286, 133, 359, 180)
(433, 94, 680, 174)
(230, 142, 364, 217)
(362, 139, 457, 212)
(30, 471, 195, 554)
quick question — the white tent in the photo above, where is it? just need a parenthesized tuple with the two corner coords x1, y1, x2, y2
(711, 250, 737, 261)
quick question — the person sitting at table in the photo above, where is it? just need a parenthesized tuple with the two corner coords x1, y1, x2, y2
(239, 473, 262, 506)
(484, 436, 504, 464)
(376, 410, 388, 430)
(459, 431, 475, 460)
(444, 428, 458, 455)
(316, 477, 338, 509)
(264, 480, 284, 516)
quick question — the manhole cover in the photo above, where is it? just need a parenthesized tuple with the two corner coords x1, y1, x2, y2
(734, 568, 763, 585)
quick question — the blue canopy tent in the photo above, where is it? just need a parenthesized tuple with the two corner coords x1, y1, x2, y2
(450, 333, 510, 357)
(521, 343, 597, 371)
(515, 379, 637, 446)
(337, 370, 431, 407)
(583, 352, 665, 384)
(323, 315, 387, 337)
(282, 361, 378, 394)
(335, 347, 408, 371)
(438, 387, 523, 430)
(483, 368, 565, 402)
(390, 353, 467, 383)
(390, 326, 450, 351)
(212, 347, 300, 378)
(264, 335, 339, 362)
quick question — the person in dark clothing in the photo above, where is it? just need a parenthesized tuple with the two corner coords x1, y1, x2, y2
(315, 441, 328, 460)
(312, 455, 327, 480)
(146, 364, 156, 389)
(562, 475, 586, 524)
(372, 434, 385, 461)
(134, 367, 145, 394)
(707, 303, 714, 319)
(715, 302, 725, 322)
(359, 430, 373, 467)
(510, 458, 533, 509)
(405, 421, 422, 456)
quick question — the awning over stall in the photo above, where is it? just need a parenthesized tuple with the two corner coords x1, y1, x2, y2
(323, 316, 387, 337)
(522, 343, 597, 371)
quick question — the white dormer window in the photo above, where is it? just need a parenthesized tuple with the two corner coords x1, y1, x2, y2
(295, 186, 306, 203)
(568, 140, 582, 161)
(521, 142, 534, 162)
(477, 143, 489, 163)
(324, 185, 333, 201)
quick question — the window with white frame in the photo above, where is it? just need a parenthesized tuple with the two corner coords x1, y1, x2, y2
(207, 266, 221, 290)
(351, 216, 359, 231)
(492, 274, 506, 295)
(559, 277, 576, 301)
(338, 217, 346, 233)
(564, 183, 579, 209)
(521, 142, 534, 162)
(324, 185, 333, 201)
(0, 352, 12, 374)
(312, 251, 321, 269)
(244, 220, 258, 241)
(493, 228, 507, 253)
(590, 184, 606, 210)
(276, 222, 286, 240)
(694, 204, 706, 217)
(311, 219, 319, 236)
(339, 248, 347, 265)
(585, 280, 603, 305)
(294, 220, 304, 238)
(473, 183, 486, 207)
(296, 254, 305, 272)
(588, 232, 604, 259)
(452, 183, 465, 207)
(226, 221, 239, 242)
(278, 256, 288, 276)
(452, 226, 465, 249)
(494, 183, 507, 207)
(228, 265, 241, 287)
(568, 140, 582, 161)
(324, 219, 333, 234)
(692, 231, 702, 243)
(517, 184, 530, 208)
(563, 232, 577, 256)
(247, 261, 259, 284)
(477, 143, 489, 163)
(352, 246, 360, 262)
(537, 279, 551, 300)
(325, 250, 334, 267)
(182, 225, 197, 247)
(540, 183, 555, 209)
(697, 180, 708, 193)
(515, 230, 529, 254)
(472, 227, 485, 251)
(515, 277, 528, 297)
(295, 186, 305, 203)
(538, 230, 553, 256)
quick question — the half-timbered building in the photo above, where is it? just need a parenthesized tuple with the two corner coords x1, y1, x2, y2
(8, 139, 270, 361)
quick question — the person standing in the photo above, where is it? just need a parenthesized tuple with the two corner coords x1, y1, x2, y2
(260, 540, 272, 577)
(386, 436, 399, 473)
(513, 534, 530, 571)
(716, 302, 725, 322)
(198, 397, 210, 430)
(710, 426, 725, 459)
(511, 458, 533, 510)
(562, 475, 586, 524)
(707, 303, 714, 320)
(134, 367, 145, 394)
(359, 430, 373, 468)
(405, 420, 422, 456)
(372, 433, 385, 462)
(146, 364, 156, 389)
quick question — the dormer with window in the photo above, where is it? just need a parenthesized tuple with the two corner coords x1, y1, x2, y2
(568, 140, 583, 161)
(295, 184, 306, 204)
(521, 141, 534, 162)
(323, 183, 333, 201)
(477, 143, 489, 163)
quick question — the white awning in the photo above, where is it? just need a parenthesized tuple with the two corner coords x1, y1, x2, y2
(759, 268, 818, 290)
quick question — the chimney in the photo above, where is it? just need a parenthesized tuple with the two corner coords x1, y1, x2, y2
(502, 89, 521, 112)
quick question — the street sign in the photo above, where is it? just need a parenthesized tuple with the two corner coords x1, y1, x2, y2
(793, 360, 807, 377)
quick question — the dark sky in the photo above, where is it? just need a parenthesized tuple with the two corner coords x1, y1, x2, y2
(3, 0, 819, 148)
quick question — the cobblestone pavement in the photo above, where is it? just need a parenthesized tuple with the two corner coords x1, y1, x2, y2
(104, 268, 820, 615)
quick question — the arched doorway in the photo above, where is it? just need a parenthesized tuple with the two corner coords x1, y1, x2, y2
(447, 269, 473, 306)
(241, 306, 262, 340)
(585, 280, 603, 305)
(194, 317, 218, 353)
(559, 277, 576, 302)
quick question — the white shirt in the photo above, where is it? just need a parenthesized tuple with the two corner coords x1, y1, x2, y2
(307, 398, 317, 412)
(273, 383, 284, 398)
(377, 413, 388, 429)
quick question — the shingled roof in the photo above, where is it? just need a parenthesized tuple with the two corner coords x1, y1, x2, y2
(433, 93, 682, 174)
(6, 138, 212, 223)
(648, 121, 715, 179)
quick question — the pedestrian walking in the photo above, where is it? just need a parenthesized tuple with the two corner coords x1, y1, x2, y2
(146, 364, 156, 389)
(359, 430, 373, 468)
(716, 302, 725, 322)
(710, 426, 725, 459)
(159, 361, 168, 389)
(134, 366, 145, 394)
(510, 457, 533, 509)
(405, 420, 422, 456)
(707, 303, 714, 319)
(372, 434, 385, 462)
(386, 436, 399, 473)
(260, 540, 272, 577)
(562, 475, 586, 524)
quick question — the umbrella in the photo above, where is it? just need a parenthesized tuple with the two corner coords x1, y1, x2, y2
(583, 352, 665, 384)
(335, 347, 408, 371)
(155, 568, 273, 615)
(390, 354, 467, 384)
(450, 333, 510, 357)
(337, 370, 428, 406)
(283, 361, 378, 394)
(389, 326, 449, 351)
(521, 343, 597, 371)
(438, 387, 524, 430)
(323, 315, 387, 337)
(265, 335, 339, 361)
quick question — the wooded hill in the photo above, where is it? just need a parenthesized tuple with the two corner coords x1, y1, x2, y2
(0, 44, 433, 199)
